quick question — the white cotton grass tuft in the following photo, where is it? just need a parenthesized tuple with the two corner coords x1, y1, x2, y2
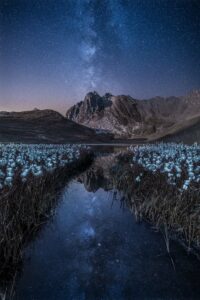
(129, 142, 200, 191)
(0, 144, 88, 190)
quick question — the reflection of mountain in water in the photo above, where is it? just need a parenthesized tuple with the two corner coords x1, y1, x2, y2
(77, 156, 116, 192)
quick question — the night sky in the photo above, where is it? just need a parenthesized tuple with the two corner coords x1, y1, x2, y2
(0, 0, 200, 114)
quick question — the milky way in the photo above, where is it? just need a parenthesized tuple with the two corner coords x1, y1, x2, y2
(0, 0, 200, 113)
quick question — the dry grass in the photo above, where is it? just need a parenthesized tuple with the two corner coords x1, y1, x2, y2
(111, 152, 200, 255)
(0, 151, 93, 286)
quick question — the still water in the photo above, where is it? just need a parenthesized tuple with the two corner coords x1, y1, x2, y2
(14, 173, 200, 300)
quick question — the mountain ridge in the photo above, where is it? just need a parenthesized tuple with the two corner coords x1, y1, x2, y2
(66, 90, 200, 141)
(0, 108, 113, 143)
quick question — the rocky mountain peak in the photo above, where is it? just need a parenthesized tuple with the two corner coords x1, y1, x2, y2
(187, 89, 200, 98)
(66, 90, 200, 139)
(66, 91, 112, 123)
(182, 89, 200, 108)
(66, 92, 142, 136)
(103, 93, 113, 100)
(84, 91, 100, 101)
(83, 91, 102, 113)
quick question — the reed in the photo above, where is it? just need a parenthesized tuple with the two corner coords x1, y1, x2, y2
(111, 153, 200, 255)
(0, 150, 93, 285)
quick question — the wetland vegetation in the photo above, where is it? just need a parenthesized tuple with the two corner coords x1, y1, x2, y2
(0, 142, 200, 299)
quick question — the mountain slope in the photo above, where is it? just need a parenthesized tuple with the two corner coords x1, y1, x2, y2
(156, 116, 200, 144)
(0, 109, 112, 143)
(66, 92, 145, 137)
(66, 90, 200, 141)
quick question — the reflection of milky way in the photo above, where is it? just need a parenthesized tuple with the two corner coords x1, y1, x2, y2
(80, 222, 95, 240)
(86, 196, 97, 216)
(14, 180, 200, 299)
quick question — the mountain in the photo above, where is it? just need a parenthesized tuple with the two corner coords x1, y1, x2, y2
(66, 90, 200, 142)
(0, 109, 63, 120)
(0, 109, 113, 143)
(66, 92, 142, 137)
(157, 115, 200, 144)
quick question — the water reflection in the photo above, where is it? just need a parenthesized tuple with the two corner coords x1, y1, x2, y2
(77, 155, 116, 192)
(14, 175, 200, 299)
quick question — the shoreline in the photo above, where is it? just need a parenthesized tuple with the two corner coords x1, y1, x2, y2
(111, 147, 200, 257)
(0, 150, 94, 288)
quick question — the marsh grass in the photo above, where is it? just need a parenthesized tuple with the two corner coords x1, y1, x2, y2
(0, 150, 93, 290)
(112, 152, 200, 256)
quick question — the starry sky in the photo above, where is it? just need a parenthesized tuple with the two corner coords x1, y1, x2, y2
(0, 0, 200, 114)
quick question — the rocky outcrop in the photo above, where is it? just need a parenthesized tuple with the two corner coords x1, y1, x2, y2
(66, 90, 200, 139)
(67, 92, 112, 123)
(66, 92, 144, 137)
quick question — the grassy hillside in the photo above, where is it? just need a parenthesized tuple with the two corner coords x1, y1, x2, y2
(0, 109, 112, 143)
